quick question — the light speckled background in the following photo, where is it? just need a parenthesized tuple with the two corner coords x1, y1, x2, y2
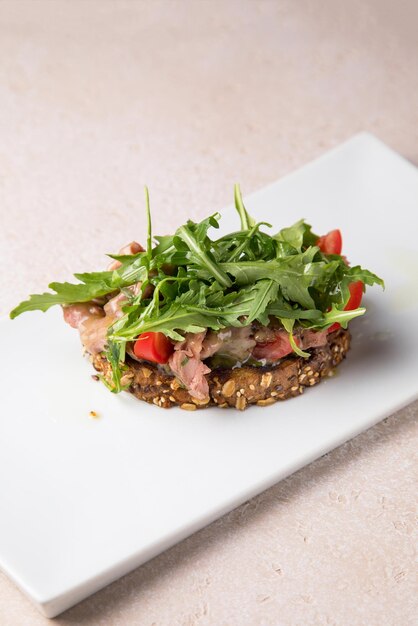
(0, 1, 417, 624)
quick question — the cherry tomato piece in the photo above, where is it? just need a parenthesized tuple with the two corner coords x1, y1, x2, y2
(133, 332, 174, 364)
(345, 280, 364, 310)
(327, 280, 364, 333)
(327, 322, 340, 334)
(317, 229, 342, 255)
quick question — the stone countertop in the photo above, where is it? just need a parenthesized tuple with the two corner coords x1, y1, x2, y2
(0, 1, 417, 624)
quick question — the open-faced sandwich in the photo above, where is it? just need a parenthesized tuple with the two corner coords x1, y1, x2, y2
(11, 186, 383, 410)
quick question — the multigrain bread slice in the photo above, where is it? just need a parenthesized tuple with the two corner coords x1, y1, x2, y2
(92, 328, 350, 411)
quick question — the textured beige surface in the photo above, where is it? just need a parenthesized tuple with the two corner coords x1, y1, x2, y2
(0, 1, 417, 624)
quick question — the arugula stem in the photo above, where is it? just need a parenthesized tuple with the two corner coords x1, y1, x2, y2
(234, 184, 255, 231)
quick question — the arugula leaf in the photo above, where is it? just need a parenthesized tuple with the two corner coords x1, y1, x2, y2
(10, 281, 113, 318)
(344, 265, 385, 289)
(176, 223, 232, 289)
(110, 298, 221, 342)
(227, 223, 272, 262)
(266, 301, 322, 320)
(151, 235, 175, 257)
(10, 261, 148, 319)
(310, 304, 366, 329)
(197, 257, 321, 309)
(274, 219, 307, 252)
(243, 280, 279, 325)
(206, 282, 279, 326)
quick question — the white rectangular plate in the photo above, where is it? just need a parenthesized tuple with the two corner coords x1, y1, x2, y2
(1, 133, 417, 617)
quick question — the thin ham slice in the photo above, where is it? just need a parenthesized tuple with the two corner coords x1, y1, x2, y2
(63, 303, 104, 329)
(168, 327, 257, 398)
(79, 316, 113, 355)
(168, 349, 211, 400)
(200, 330, 223, 359)
(103, 292, 128, 319)
(175, 331, 206, 358)
(79, 292, 129, 354)
(168, 332, 210, 399)
(63, 291, 134, 356)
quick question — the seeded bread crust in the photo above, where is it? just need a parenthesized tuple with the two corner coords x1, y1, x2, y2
(92, 328, 350, 411)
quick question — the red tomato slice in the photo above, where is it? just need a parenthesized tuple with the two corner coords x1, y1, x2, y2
(253, 331, 294, 361)
(328, 280, 364, 333)
(133, 332, 174, 364)
(345, 280, 364, 310)
(317, 229, 342, 255)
